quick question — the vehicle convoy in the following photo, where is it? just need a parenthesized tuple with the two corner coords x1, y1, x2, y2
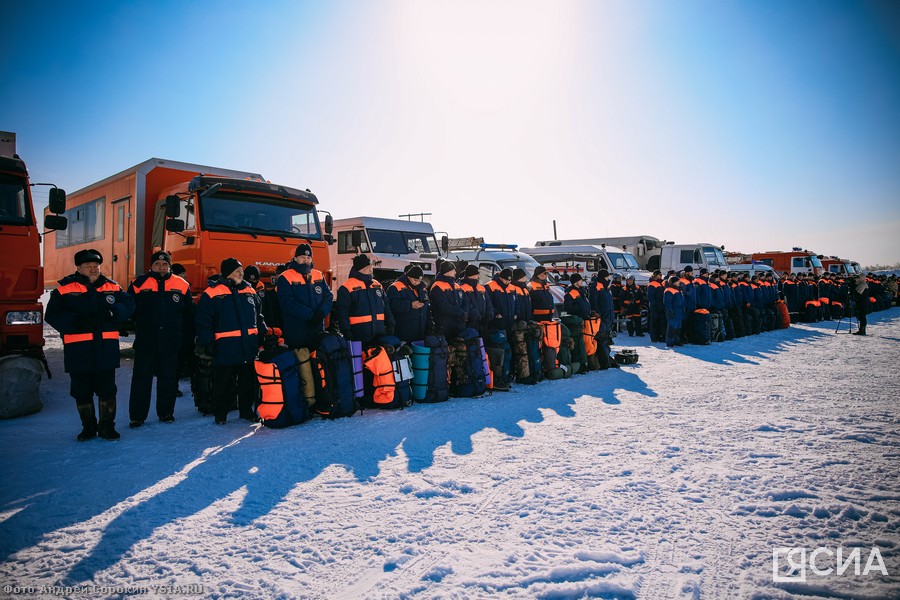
(43, 158, 332, 296)
(0, 132, 67, 417)
(519, 244, 651, 286)
(329, 216, 446, 285)
(533, 235, 666, 271)
(750, 248, 823, 277)
(821, 256, 862, 277)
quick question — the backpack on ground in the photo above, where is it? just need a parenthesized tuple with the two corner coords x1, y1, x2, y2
(550, 321, 578, 379)
(311, 331, 359, 418)
(560, 315, 587, 374)
(540, 321, 561, 373)
(448, 328, 487, 397)
(688, 309, 712, 344)
(349, 340, 365, 400)
(294, 347, 317, 408)
(510, 321, 532, 384)
(516, 322, 544, 385)
(362, 345, 399, 408)
(411, 335, 450, 403)
(484, 329, 513, 389)
(255, 346, 308, 428)
(191, 345, 214, 415)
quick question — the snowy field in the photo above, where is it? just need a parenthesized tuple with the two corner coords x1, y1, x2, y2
(1, 310, 899, 599)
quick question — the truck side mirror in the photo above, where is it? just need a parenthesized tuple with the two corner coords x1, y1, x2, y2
(324, 213, 333, 235)
(44, 214, 68, 231)
(166, 219, 185, 233)
(165, 195, 181, 218)
(351, 229, 363, 249)
(48, 188, 66, 214)
(442, 235, 449, 254)
(324, 233, 335, 245)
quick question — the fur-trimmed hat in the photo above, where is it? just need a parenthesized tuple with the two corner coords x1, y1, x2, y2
(74, 248, 103, 266)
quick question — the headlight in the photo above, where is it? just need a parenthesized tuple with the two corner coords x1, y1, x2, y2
(6, 311, 42, 326)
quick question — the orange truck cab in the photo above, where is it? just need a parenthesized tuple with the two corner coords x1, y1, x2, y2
(43, 158, 332, 299)
(159, 174, 331, 292)
(1, 132, 67, 417)
(750, 248, 823, 277)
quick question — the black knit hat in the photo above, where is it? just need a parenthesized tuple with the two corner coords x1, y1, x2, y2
(684, 265, 694, 272)
(171, 263, 186, 276)
(512, 268, 527, 281)
(699, 267, 708, 275)
(244, 264, 260, 284)
(352, 254, 371, 270)
(597, 269, 609, 280)
(569, 273, 583, 284)
(74, 248, 103, 266)
(533, 266, 547, 277)
(440, 261, 457, 275)
(150, 250, 171, 265)
(221, 257, 242, 277)
(406, 265, 424, 279)
(294, 243, 312, 257)
(463, 264, 479, 278)
(498, 268, 513, 280)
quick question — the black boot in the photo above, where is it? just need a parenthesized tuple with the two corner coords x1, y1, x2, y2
(97, 398, 120, 440)
(76, 401, 97, 442)
(853, 327, 867, 336)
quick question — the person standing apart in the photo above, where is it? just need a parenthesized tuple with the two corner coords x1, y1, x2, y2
(45, 249, 135, 440)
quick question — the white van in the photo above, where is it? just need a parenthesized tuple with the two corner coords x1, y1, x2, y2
(728, 263, 779, 281)
(533, 235, 666, 271)
(520, 244, 651, 286)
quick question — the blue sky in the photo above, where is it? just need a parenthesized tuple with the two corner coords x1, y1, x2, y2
(2, 0, 898, 266)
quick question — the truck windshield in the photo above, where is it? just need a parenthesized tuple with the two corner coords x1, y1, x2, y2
(850, 263, 862, 275)
(498, 256, 541, 277)
(199, 192, 320, 239)
(366, 228, 439, 255)
(0, 174, 31, 226)
(809, 255, 823, 269)
(606, 252, 640, 270)
(702, 246, 727, 267)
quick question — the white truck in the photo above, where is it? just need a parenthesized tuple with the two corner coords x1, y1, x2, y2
(519, 244, 651, 286)
(329, 216, 446, 285)
(659, 243, 730, 274)
(533, 235, 666, 271)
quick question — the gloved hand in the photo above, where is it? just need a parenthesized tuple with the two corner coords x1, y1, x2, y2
(590, 311, 599, 318)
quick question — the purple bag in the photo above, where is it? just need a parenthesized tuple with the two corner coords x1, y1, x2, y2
(349, 340, 364, 399)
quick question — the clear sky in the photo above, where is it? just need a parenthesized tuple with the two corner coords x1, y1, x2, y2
(2, 0, 899, 266)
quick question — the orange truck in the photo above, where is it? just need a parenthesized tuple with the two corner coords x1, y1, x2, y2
(0, 132, 67, 417)
(821, 256, 862, 277)
(750, 248, 824, 277)
(43, 158, 333, 297)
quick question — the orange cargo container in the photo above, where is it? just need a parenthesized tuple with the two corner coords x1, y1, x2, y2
(43, 158, 331, 295)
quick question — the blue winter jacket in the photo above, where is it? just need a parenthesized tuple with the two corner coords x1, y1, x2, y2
(195, 276, 266, 367)
(277, 262, 333, 348)
(45, 272, 135, 373)
(429, 274, 468, 339)
(388, 274, 430, 343)
(485, 276, 517, 331)
(663, 286, 684, 327)
(334, 269, 393, 345)
(589, 278, 615, 333)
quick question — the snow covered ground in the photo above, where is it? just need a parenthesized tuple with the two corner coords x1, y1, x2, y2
(1, 310, 899, 599)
